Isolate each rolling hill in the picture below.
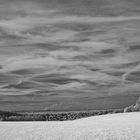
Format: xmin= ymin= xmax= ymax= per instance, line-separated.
xmin=0 ymin=112 xmax=140 ymax=140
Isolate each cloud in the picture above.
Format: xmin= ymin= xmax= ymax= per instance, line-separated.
xmin=2 ymin=55 xmax=79 ymax=72
xmin=56 ymin=82 xmax=87 ymax=90
xmin=0 ymin=0 xmax=140 ymax=99
xmin=49 ymin=50 xmax=83 ymax=59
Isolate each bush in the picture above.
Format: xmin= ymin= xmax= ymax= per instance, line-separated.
xmin=4 ymin=115 xmax=46 ymax=121
xmin=124 ymin=106 xmax=133 ymax=112
xmin=124 ymin=96 xmax=140 ymax=112
xmin=134 ymin=103 xmax=140 ymax=111
xmin=136 ymin=97 xmax=140 ymax=104
xmin=113 ymin=109 xmax=123 ymax=113
xmin=0 ymin=111 xmax=20 ymax=117
xmin=1 ymin=100 xmax=138 ymax=121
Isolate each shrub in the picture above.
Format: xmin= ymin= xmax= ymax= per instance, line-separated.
xmin=136 ymin=97 xmax=140 ymax=104
xmin=124 ymin=96 xmax=140 ymax=113
xmin=124 ymin=106 xmax=133 ymax=112
xmin=4 ymin=115 xmax=46 ymax=121
xmin=113 ymin=109 xmax=123 ymax=113
xmin=2 ymin=98 xmax=140 ymax=121
xmin=134 ymin=103 xmax=140 ymax=111
xmin=0 ymin=111 xmax=20 ymax=117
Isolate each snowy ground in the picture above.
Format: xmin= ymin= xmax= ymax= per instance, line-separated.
xmin=0 ymin=113 xmax=140 ymax=140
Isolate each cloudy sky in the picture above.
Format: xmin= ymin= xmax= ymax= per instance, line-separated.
xmin=0 ymin=0 xmax=140 ymax=111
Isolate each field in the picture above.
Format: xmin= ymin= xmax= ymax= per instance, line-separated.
xmin=0 ymin=112 xmax=140 ymax=140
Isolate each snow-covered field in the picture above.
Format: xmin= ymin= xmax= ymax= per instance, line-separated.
xmin=0 ymin=113 xmax=140 ymax=140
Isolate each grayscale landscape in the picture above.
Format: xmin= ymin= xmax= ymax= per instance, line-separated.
xmin=0 ymin=0 xmax=140 ymax=111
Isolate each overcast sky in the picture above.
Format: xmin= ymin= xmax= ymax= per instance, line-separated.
xmin=0 ymin=0 xmax=140 ymax=110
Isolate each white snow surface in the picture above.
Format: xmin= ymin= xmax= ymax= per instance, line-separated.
xmin=0 ymin=112 xmax=140 ymax=140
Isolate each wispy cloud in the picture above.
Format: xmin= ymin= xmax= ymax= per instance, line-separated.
xmin=0 ymin=0 xmax=140 ymax=102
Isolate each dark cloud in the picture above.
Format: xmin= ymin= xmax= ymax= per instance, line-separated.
xmin=125 ymin=71 xmax=140 ymax=83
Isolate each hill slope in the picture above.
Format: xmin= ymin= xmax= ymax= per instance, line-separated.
xmin=0 ymin=113 xmax=140 ymax=140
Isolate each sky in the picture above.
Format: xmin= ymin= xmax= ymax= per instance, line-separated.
xmin=0 ymin=0 xmax=140 ymax=110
